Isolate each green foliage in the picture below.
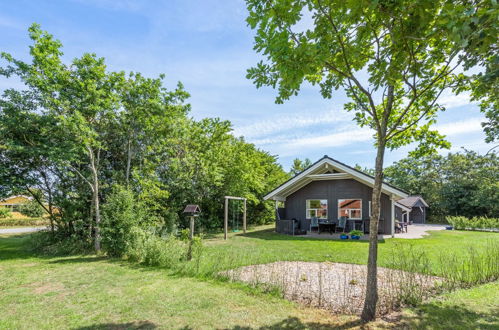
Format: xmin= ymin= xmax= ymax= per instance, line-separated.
xmin=0 ymin=217 xmax=48 ymax=227
xmin=289 ymin=158 xmax=312 ymax=176
xmin=27 ymin=231 xmax=93 ymax=256
xmin=101 ymin=185 xmax=150 ymax=257
xmin=348 ymin=229 xmax=363 ymax=236
xmin=447 ymin=216 xmax=499 ymax=231
xmin=0 ymin=208 xmax=11 ymax=218
xmin=125 ymin=227 xmax=188 ymax=268
xmin=437 ymin=240 xmax=499 ymax=288
xmin=19 ymin=200 xmax=45 ymax=218
xmin=385 ymin=150 xmax=499 ymax=221
xmin=0 ymin=24 xmax=288 ymax=247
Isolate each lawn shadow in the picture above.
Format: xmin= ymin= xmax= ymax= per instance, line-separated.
xmin=49 ymin=256 xmax=109 ymax=264
xmin=240 ymin=228 xmax=384 ymax=244
xmin=395 ymin=301 xmax=499 ymax=329
xmin=227 ymin=316 xmax=364 ymax=329
xmin=74 ymin=320 xmax=157 ymax=329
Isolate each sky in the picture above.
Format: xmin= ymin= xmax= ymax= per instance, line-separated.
xmin=0 ymin=0 xmax=492 ymax=171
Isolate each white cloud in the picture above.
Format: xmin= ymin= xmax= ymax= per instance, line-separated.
xmin=436 ymin=117 xmax=484 ymax=136
xmin=233 ymin=108 xmax=353 ymax=139
xmin=439 ymin=92 xmax=477 ymax=109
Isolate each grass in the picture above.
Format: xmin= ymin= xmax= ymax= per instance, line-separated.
xmin=0 ymin=226 xmax=498 ymax=329
xmin=399 ymin=281 xmax=499 ymax=329
xmin=0 ymin=234 xmax=354 ymax=329
xmin=183 ymin=225 xmax=499 ymax=278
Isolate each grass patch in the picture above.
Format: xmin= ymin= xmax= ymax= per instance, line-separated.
xmin=0 ymin=234 xmax=353 ymax=329
xmin=1 ymin=227 xmax=498 ymax=328
xmin=399 ymin=281 xmax=499 ymax=329
xmin=176 ymin=225 xmax=499 ymax=279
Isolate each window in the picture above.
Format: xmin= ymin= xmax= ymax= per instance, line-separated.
xmin=306 ymin=199 xmax=328 ymax=219
xmin=338 ymin=199 xmax=362 ymax=219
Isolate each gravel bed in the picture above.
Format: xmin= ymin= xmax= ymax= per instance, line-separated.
xmin=224 ymin=261 xmax=441 ymax=315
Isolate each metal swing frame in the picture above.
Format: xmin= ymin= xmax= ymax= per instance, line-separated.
xmin=223 ymin=196 xmax=247 ymax=240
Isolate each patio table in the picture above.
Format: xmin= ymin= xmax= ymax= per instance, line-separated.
xmin=318 ymin=222 xmax=336 ymax=234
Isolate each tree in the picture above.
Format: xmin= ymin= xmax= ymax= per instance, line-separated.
xmin=444 ymin=0 xmax=498 ymax=143
xmin=19 ymin=199 xmax=45 ymax=218
xmin=385 ymin=150 xmax=499 ymax=220
xmin=244 ymin=0 xmax=490 ymax=320
xmin=290 ymin=158 xmax=312 ymax=176
xmin=2 ymin=24 xmax=120 ymax=251
xmin=1 ymin=24 xmax=289 ymax=254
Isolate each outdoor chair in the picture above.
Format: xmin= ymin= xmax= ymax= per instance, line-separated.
xmin=292 ymin=219 xmax=307 ymax=235
xmin=336 ymin=216 xmax=347 ymax=233
xmin=310 ymin=217 xmax=319 ymax=232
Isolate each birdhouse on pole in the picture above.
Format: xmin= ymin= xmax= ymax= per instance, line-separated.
xmin=183 ymin=204 xmax=201 ymax=216
xmin=183 ymin=204 xmax=201 ymax=241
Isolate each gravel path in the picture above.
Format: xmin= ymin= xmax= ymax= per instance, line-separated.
xmin=225 ymin=261 xmax=441 ymax=315
xmin=0 ymin=227 xmax=46 ymax=234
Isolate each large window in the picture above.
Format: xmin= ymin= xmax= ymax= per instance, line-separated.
xmin=306 ymin=199 xmax=328 ymax=219
xmin=338 ymin=199 xmax=362 ymax=219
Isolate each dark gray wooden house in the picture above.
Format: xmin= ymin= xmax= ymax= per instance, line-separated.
xmin=264 ymin=155 xmax=411 ymax=236
xmin=394 ymin=196 xmax=428 ymax=224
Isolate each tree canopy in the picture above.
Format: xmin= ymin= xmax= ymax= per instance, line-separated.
xmin=0 ymin=24 xmax=288 ymax=247
xmin=244 ymin=0 xmax=496 ymax=320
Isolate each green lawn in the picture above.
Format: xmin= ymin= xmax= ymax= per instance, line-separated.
xmin=0 ymin=227 xmax=498 ymax=329
xmin=0 ymin=234 xmax=353 ymax=329
xmin=187 ymin=225 xmax=498 ymax=278
xmin=399 ymin=281 xmax=499 ymax=329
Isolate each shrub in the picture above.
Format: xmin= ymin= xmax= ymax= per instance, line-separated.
xmin=19 ymin=200 xmax=45 ymax=218
xmin=348 ymin=229 xmax=363 ymax=236
xmin=125 ymin=227 xmax=187 ymax=268
xmin=0 ymin=208 xmax=11 ymax=218
xmin=101 ymin=186 xmax=143 ymax=257
xmin=447 ymin=216 xmax=499 ymax=231
xmin=28 ymin=230 xmax=93 ymax=255
xmin=0 ymin=217 xmax=49 ymax=226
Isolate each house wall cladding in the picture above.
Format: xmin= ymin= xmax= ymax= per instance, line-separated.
xmin=410 ymin=206 xmax=425 ymax=223
xmin=284 ymin=179 xmax=392 ymax=233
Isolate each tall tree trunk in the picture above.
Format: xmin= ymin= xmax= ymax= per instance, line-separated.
xmin=361 ymin=141 xmax=386 ymax=321
xmin=88 ymin=147 xmax=101 ymax=252
xmin=126 ymin=138 xmax=132 ymax=188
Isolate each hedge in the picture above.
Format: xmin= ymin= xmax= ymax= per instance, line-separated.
xmin=446 ymin=216 xmax=499 ymax=231
xmin=0 ymin=217 xmax=49 ymax=227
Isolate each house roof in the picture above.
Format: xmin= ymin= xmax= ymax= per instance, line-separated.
xmin=396 ymin=196 xmax=429 ymax=208
xmin=0 ymin=195 xmax=32 ymax=204
xmin=394 ymin=201 xmax=412 ymax=212
xmin=264 ymin=155 xmax=409 ymax=201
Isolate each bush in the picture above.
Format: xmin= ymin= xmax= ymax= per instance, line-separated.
xmin=28 ymin=230 xmax=93 ymax=255
xmin=125 ymin=227 xmax=187 ymax=268
xmin=19 ymin=200 xmax=45 ymax=218
xmin=447 ymin=216 xmax=499 ymax=231
xmin=0 ymin=208 xmax=11 ymax=218
xmin=101 ymin=186 xmax=143 ymax=257
xmin=0 ymin=217 xmax=49 ymax=226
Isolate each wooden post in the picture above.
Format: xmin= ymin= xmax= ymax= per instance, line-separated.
xmin=391 ymin=197 xmax=395 ymax=238
xmin=224 ymin=197 xmax=228 ymax=240
xmin=243 ymin=199 xmax=247 ymax=234
xmin=189 ymin=216 xmax=194 ymax=240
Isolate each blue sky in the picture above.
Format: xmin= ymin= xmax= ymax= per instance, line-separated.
xmin=0 ymin=0 xmax=492 ymax=171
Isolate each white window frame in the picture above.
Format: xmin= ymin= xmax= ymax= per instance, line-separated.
xmin=338 ymin=199 xmax=362 ymax=220
xmin=305 ymin=199 xmax=328 ymax=219
xmin=368 ymin=201 xmax=371 ymax=217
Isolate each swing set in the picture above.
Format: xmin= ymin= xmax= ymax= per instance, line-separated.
xmin=223 ymin=196 xmax=247 ymax=240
